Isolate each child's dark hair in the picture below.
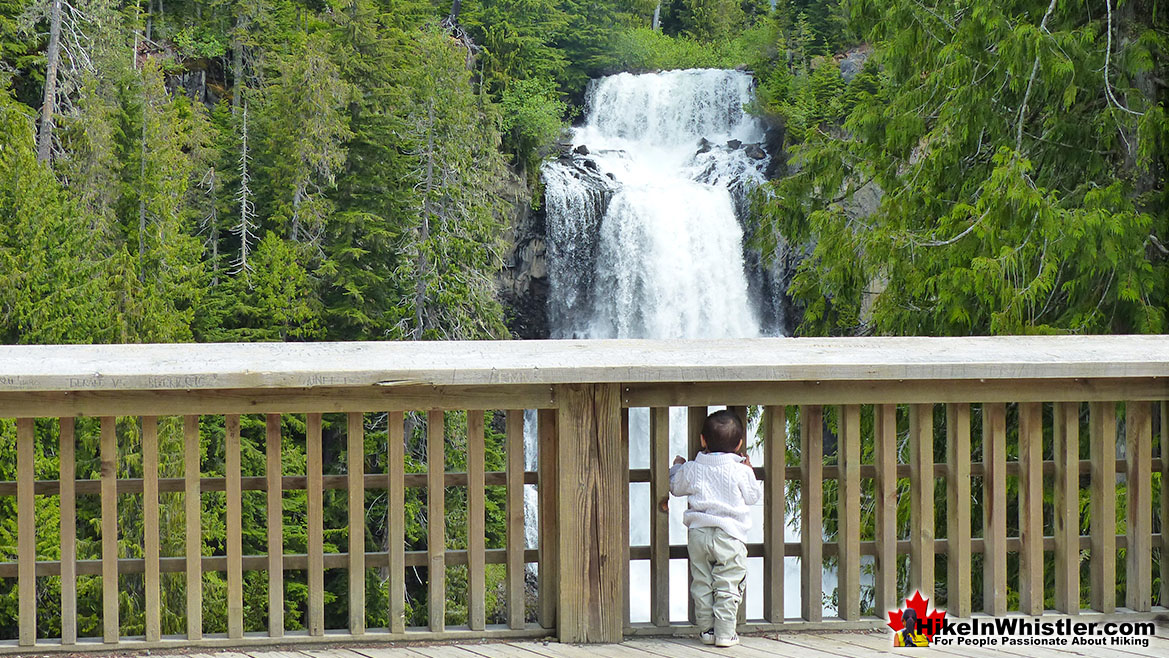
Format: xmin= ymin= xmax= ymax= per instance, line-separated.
xmin=702 ymin=409 xmax=744 ymax=453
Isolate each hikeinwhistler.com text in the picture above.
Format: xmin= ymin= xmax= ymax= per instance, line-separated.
xmin=922 ymin=617 xmax=1158 ymax=648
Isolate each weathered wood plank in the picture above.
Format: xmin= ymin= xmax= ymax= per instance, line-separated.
xmin=266 ymin=414 xmax=284 ymax=637
xmin=800 ymin=405 xmax=823 ymax=623
xmin=649 ymin=406 xmax=670 ymax=627
xmin=537 ymin=408 xmax=559 ymax=630
xmin=467 ymin=409 xmax=486 ymax=631
xmin=908 ymin=403 xmax=934 ymax=601
xmin=1089 ymin=401 xmax=1117 ymax=613
xmin=1018 ymin=401 xmax=1044 ymax=616
xmin=348 ymin=412 xmax=366 ymax=635
xmin=17 ymin=417 xmax=35 ymax=647
xmin=1162 ymin=401 xmax=1169 ymax=609
xmin=982 ymin=402 xmax=1007 ymax=616
xmin=762 ymin=405 xmax=785 ymax=624
xmin=142 ymin=416 xmax=161 ymax=642
xmin=687 ymin=405 xmax=704 ymax=625
xmin=873 ymin=404 xmax=897 ymax=615
xmin=59 ymin=417 xmax=76 ymax=646
xmin=307 ymin=413 xmax=325 ymax=636
xmin=506 ymin=409 xmax=525 ymax=629
xmin=1053 ymin=402 xmax=1080 ymax=614
xmin=184 ymin=415 xmax=203 ymax=640
xmin=837 ymin=404 xmax=861 ymax=621
xmin=557 ymin=383 xmax=625 ymax=642
xmin=388 ymin=411 xmax=406 ymax=634
xmin=945 ymin=403 xmax=971 ymax=618
xmin=428 ymin=409 xmax=447 ymax=632
xmin=621 ymin=407 xmax=632 ymax=627
xmin=1125 ymin=401 xmax=1152 ymax=611
xmin=100 ymin=416 xmax=118 ymax=643
xmin=226 ymin=414 xmax=244 ymax=639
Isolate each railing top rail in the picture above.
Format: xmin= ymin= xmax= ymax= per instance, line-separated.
xmin=0 ymin=335 xmax=1166 ymax=393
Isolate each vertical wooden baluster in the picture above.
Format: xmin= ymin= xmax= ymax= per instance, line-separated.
xmin=621 ymin=407 xmax=631 ymax=628
xmin=908 ymin=404 xmax=934 ymax=601
xmin=17 ymin=417 xmax=35 ymax=647
xmin=388 ymin=411 xmax=406 ymax=634
xmin=838 ymin=404 xmax=860 ymax=620
xmin=1089 ymin=402 xmax=1116 ymax=614
xmin=428 ymin=409 xmax=446 ymax=632
xmin=307 ymin=412 xmax=324 ymax=636
xmin=143 ymin=416 xmax=161 ymax=642
xmin=873 ymin=404 xmax=897 ymax=615
xmin=1053 ymin=402 xmax=1080 ymax=614
xmin=1162 ymin=402 xmax=1169 ymax=609
xmin=800 ymin=405 xmax=823 ymax=623
xmin=184 ymin=415 xmax=202 ymax=640
xmin=1018 ymin=402 xmax=1044 ymax=616
xmin=60 ymin=417 xmax=76 ymax=645
xmin=945 ymin=403 xmax=971 ymax=618
xmin=537 ymin=408 xmax=559 ymax=630
xmin=266 ymin=414 xmax=284 ymax=637
xmin=982 ymin=403 xmax=1007 ymax=616
xmin=225 ymin=414 xmax=244 ymax=639
xmin=506 ymin=409 xmax=525 ymax=629
xmin=348 ymin=412 xmax=366 ymax=635
xmin=100 ymin=416 xmax=118 ymax=643
xmin=729 ymin=405 xmax=748 ymax=625
xmin=763 ymin=406 xmax=785 ymax=624
xmin=467 ymin=410 xmax=486 ymax=631
xmin=650 ymin=406 xmax=670 ymax=627
xmin=687 ymin=405 xmax=705 ymax=624
xmin=1126 ymin=401 xmax=1152 ymax=611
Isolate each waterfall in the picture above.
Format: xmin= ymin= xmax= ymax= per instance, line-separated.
xmin=538 ymin=69 xmax=836 ymax=621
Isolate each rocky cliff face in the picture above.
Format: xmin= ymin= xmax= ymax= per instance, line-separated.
xmin=498 ymin=177 xmax=550 ymax=339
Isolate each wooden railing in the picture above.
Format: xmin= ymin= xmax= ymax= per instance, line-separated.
xmin=0 ymin=336 xmax=1167 ymax=651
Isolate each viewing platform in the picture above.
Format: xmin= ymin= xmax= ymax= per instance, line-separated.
xmin=1 ymin=336 xmax=1168 ymax=652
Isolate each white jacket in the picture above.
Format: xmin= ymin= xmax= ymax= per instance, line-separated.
xmin=668 ymin=451 xmax=764 ymax=543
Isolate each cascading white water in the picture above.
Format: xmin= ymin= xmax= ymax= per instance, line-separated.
xmin=538 ymin=69 xmax=836 ymax=622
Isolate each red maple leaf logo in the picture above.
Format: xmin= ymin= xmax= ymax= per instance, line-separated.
xmin=886 ymin=591 xmax=947 ymax=641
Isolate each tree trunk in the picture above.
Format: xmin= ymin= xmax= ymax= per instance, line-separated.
xmin=414 ymin=100 xmax=436 ymax=340
xmin=36 ymin=0 xmax=63 ymax=164
xmin=652 ymin=2 xmax=661 ymax=31
xmin=449 ymin=0 xmax=461 ymax=22
xmin=232 ymin=13 xmax=246 ymax=114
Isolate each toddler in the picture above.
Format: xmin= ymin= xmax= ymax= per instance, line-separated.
xmin=669 ymin=409 xmax=763 ymax=647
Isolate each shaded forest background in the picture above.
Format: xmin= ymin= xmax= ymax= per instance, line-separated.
xmin=1 ymin=0 xmax=1167 ymax=640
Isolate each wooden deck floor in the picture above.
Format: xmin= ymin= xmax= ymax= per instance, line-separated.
xmin=175 ymin=630 xmax=1169 ymax=658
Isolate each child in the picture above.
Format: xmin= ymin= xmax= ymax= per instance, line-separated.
xmin=669 ymin=409 xmax=764 ymax=647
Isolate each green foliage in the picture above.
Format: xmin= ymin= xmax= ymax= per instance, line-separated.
xmin=499 ymin=77 xmax=567 ymax=173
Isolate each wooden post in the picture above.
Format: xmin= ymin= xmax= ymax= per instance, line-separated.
xmin=945 ymin=403 xmax=971 ymax=618
xmin=59 ymin=417 xmax=76 ymax=645
xmin=982 ymin=403 xmax=1007 ymax=615
xmin=388 ymin=411 xmax=406 ymax=634
xmin=556 ymin=383 xmax=625 ymax=643
xmin=467 ymin=410 xmax=487 ymax=631
xmin=225 ymin=414 xmax=243 ymax=639
xmin=143 ymin=416 xmax=161 ymax=642
xmin=837 ymin=404 xmax=860 ymax=621
xmin=1089 ymin=402 xmax=1116 ymax=613
xmin=266 ymin=414 xmax=284 ymax=637
xmin=100 ymin=416 xmax=119 ymax=643
xmin=506 ymin=409 xmax=525 ymax=629
xmin=799 ymin=405 xmax=823 ymax=623
xmin=650 ymin=406 xmax=671 ymax=627
xmin=1162 ymin=402 xmax=1169 ymax=609
xmin=307 ymin=413 xmax=324 ymax=636
xmin=17 ymin=417 xmax=35 ymax=647
xmin=621 ymin=407 xmax=632 ymax=628
xmin=184 ymin=415 xmax=202 ymax=640
xmin=763 ymin=405 xmax=785 ymax=624
xmin=428 ymin=409 xmax=446 ymax=632
xmin=908 ymin=404 xmax=934 ymax=601
xmin=1125 ymin=401 xmax=1152 ymax=611
xmin=1052 ymin=402 xmax=1080 ymax=614
xmin=873 ymin=404 xmax=897 ymax=615
xmin=686 ymin=405 xmax=704 ymax=625
xmin=1018 ymin=402 xmax=1044 ymax=616
xmin=348 ymin=412 xmax=366 ymax=635
xmin=538 ymin=408 xmax=559 ymax=630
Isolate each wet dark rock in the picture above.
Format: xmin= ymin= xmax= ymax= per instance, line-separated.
xmin=744 ymin=144 xmax=766 ymax=160
xmin=727 ymin=139 xmax=742 ymax=150
xmin=696 ymin=137 xmax=713 ymax=155
xmin=606 ymin=172 xmax=616 ymax=180
xmin=573 ymin=144 xmax=590 ymax=155
xmin=582 ymin=159 xmax=598 ymax=171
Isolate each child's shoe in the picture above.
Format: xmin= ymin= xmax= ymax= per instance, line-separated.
xmin=715 ymin=634 xmax=739 ymax=648
xmin=699 ymin=629 xmax=716 ymax=645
